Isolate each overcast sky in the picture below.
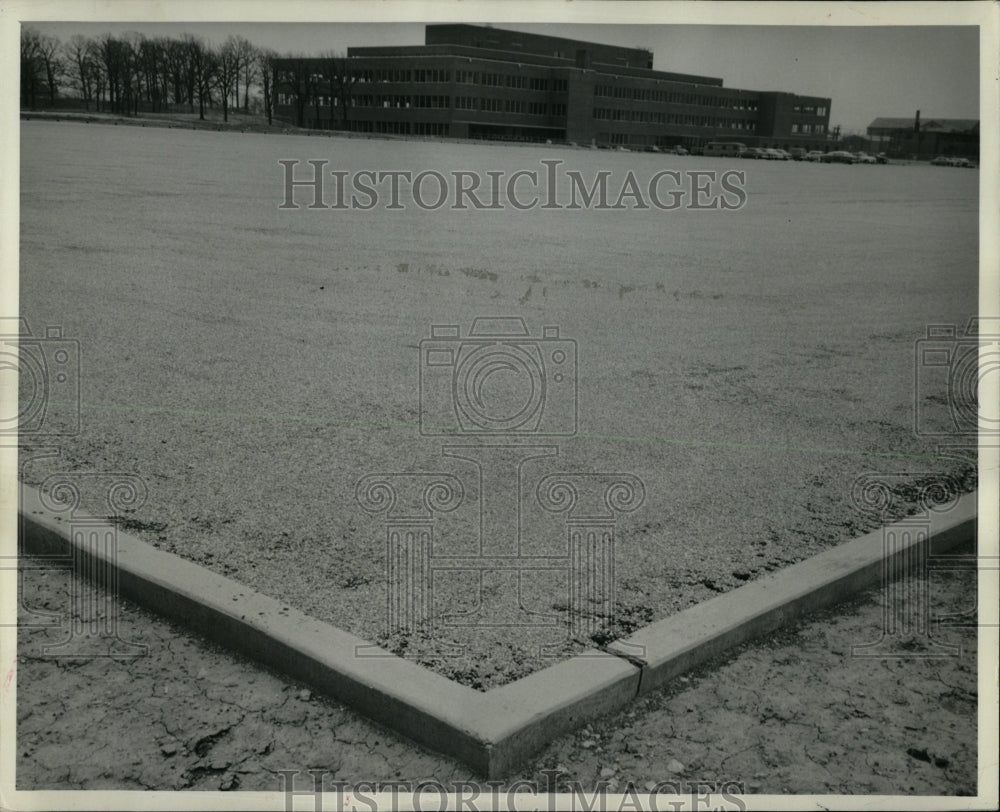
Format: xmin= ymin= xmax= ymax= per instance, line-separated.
xmin=33 ymin=22 xmax=980 ymax=133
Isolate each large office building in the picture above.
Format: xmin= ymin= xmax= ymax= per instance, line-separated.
xmin=273 ymin=24 xmax=832 ymax=150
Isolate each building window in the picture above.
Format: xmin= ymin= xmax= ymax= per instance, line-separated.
xmin=552 ymin=79 xmax=568 ymax=93
xmin=551 ymin=103 xmax=567 ymax=116
xmin=455 ymin=96 xmax=478 ymax=110
xmin=816 ymin=106 xmax=827 ymax=117
xmin=505 ymin=99 xmax=525 ymax=114
xmin=481 ymin=98 xmax=502 ymax=112
xmin=528 ymin=101 xmax=547 ymax=115
xmin=413 ymin=122 xmax=449 ymax=136
xmin=414 ymin=95 xmax=449 ymax=109
xmin=530 ymin=77 xmax=548 ymax=91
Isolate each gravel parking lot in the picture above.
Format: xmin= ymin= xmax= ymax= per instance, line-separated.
xmin=17 ymin=120 xmax=978 ymax=686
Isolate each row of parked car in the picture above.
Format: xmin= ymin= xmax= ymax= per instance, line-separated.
xmin=613 ymin=142 xmax=976 ymax=168
xmin=687 ymin=142 xmax=892 ymax=163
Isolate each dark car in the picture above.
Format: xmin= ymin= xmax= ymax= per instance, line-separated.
xmin=876 ymin=153 xmax=889 ymax=164
xmin=820 ymin=151 xmax=857 ymax=164
xmin=788 ymin=147 xmax=808 ymax=160
xmin=741 ymin=147 xmax=765 ymax=159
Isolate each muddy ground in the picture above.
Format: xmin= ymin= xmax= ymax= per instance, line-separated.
xmin=15 ymin=543 xmax=978 ymax=796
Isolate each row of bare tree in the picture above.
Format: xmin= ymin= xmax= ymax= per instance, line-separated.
xmin=21 ymin=28 xmax=279 ymax=124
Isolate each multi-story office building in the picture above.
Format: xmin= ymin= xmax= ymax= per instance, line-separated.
xmin=273 ymin=24 xmax=832 ymax=150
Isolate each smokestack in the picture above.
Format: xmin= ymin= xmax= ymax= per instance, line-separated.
xmin=915 ymin=110 xmax=921 ymax=132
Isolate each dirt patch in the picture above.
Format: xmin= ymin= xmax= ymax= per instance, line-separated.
xmin=16 ymin=542 xmax=977 ymax=795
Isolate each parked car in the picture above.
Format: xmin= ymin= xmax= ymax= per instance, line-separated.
xmin=703 ymin=141 xmax=747 ymax=158
xmin=671 ymin=145 xmax=689 ymax=156
xmin=931 ymin=155 xmax=956 ymax=166
xmin=876 ymin=153 xmax=889 ymax=164
xmin=854 ymin=152 xmax=877 ymax=164
xmin=740 ymin=147 xmax=765 ymax=159
xmin=820 ymin=151 xmax=857 ymax=164
xmin=788 ymin=148 xmax=808 ymax=160
xmin=772 ymin=149 xmax=793 ymax=161
xmin=955 ymin=158 xmax=976 ymax=168
xmin=804 ymin=150 xmax=824 ymax=162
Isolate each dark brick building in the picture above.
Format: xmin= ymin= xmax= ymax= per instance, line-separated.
xmin=867 ymin=115 xmax=979 ymax=159
xmin=273 ymin=24 xmax=832 ymax=150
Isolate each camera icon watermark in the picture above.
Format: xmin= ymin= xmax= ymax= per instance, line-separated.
xmin=357 ymin=317 xmax=645 ymax=661
xmin=419 ymin=317 xmax=577 ymax=436
xmin=848 ymin=473 xmax=976 ymax=659
xmin=9 ymin=458 xmax=149 ymax=659
xmin=0 ymin=317 xmax=81 ymax=440
xmin=914 ymin=317 xmax=1000 ymax=448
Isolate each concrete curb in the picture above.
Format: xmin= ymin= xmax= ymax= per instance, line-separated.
xmin=17 ymin=484 xmax=976 ymax=777
xmin=608 ymin=492 xmax=977 ymax=695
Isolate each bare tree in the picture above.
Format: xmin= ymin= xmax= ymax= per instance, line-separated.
xmin=279 ymin=56 xmax=314 ymax=128
xmin=97 ymin=33 xmax=128 ymax=114
xmin=36 ymin=33 xmax=64 ymax=106
xmin=163 ymin=38 xmax=190 ymax=106
xmin=63 ymin=34 xmax=100 ymax=110
xmin=320 ymin=52 xmax=359 ymax=130
xmin=20 ymin=28 xmax=45 ymax=110
xmin=256 ymin=47 xmax=276 ymax=125
xmin=214 ymin=37 xmax=240 ymax=122
xmin=186 ymin=36 xmax=217 ymax=120
xmin=235 ymin=36 xmax=257 ymax=113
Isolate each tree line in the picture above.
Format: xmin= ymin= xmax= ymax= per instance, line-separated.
xmin=20 ymin=28 xmax=279 ymax=124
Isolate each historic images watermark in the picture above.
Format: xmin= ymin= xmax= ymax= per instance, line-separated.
xmin=277 ymin=771 xmax=748 ymax=812
xmin=3 ymin=317 xmax=148 ymax=658
xmin=278 ymin=159 xmax=748 ymax=211
xmin=1 ymin=316 xmax=80 ymax=439
xmin=914 ymin=316 xmax=1000 ymax=455
xmin=848 ymin=473 xmax=973 ymax=659
xmin=356 ymin=317 xmax=646 ymax=658
xmin=842 ymin=316 xmax=999 ymax=657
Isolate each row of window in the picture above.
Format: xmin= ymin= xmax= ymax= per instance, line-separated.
xmin=791 ymin=123 xmax=826 ymax=133
xmin=353 ymin=68 xmax=450 ymax=84
xmin=454 ymin=71 xmax=567 ymax=92
xmin=287 ymin=68 xmax=459 ymax=85
xmin=346 ymin=120 xmax=451 ymax=136
xmin=593 ymin=108 xmax=759 ymax=130
xmin=594 ymin=84 xmax=761 ymax=111
xmin=793 ymin=104 xmax=827 ymax=116
xmin=279 ymin=93 xmax=570 ymax=116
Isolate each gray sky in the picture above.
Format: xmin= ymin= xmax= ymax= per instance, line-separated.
xmin=33 ymin=22 xmax=980 ymax=133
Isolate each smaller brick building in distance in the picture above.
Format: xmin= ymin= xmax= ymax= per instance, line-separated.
xmin=867 ymin=115 xmax=979 ymax=159
xmin=273 ymin=24 xmax=832 ymax=150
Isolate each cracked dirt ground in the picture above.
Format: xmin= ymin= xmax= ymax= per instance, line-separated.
xmin=13 ymin=546 xmax=978 ymax=796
